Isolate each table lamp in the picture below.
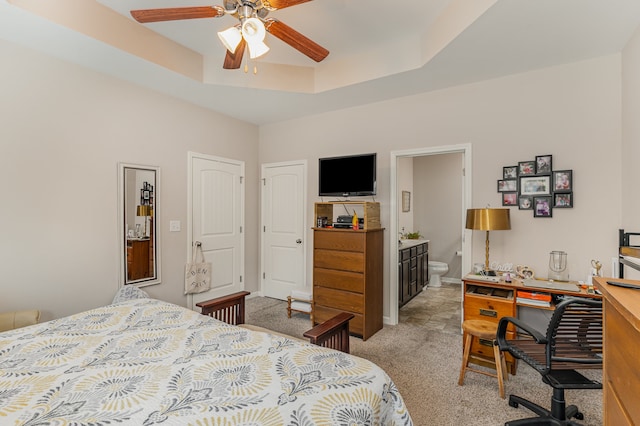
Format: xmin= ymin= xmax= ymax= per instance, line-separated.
xmin=136 ymin=205 xmax=152 ymax=237
xmin=466 ymin=208 xmax=511 ymax=272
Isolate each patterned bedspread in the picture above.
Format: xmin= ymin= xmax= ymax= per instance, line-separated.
xmin=0 ymin=298 xmax=413 ymax=425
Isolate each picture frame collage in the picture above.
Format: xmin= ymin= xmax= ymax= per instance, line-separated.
xmin=497 ymin=155 xmax=573 ymax=218
xmin=141 ymin=181 xmax=154 ymax=206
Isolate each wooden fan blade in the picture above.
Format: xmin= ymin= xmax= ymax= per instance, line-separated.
xmin=264 ymin=19 xmax=329 ymax=62
xmin=131 ymin=6 xmax=224 ymax=23
xmin=223 ymin=38 xmax=246 ymax=69
xmin=263 ymin=0 xmax=312 ymax=10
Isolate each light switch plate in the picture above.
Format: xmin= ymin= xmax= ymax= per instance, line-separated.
xmin=169 ymin=220 xmax=181 ymax=232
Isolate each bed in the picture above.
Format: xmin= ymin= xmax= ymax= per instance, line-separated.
xmin=618 ymin=228 xmax=640 ymax=278
xmin=0 ymin=291 xmax=413 ymax=425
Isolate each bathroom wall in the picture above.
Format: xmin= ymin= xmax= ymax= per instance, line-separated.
xmin=413 ymin=153 xmax=463 ymax=281
xmin=397 ymin=156 xmax=414 ymax=236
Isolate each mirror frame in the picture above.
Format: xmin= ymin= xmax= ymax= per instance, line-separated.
xmin=118 ymin=162 xmax=161 ymax=287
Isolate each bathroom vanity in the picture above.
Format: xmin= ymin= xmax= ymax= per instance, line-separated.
xmin=398 ymin=239 xmax=429 ymax=307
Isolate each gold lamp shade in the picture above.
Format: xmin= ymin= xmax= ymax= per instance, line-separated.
xmin=136 ymin=205 xmax=152 ymax=217
xmin=466 ymin=208 xmax=511 ymax=271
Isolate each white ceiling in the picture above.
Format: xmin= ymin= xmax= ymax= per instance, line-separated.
xmin=2 ymin=0 xmax=640 ymax=125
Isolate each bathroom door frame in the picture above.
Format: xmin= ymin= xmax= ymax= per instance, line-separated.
xmin=389 ymin=144 xmax=472 ymax=326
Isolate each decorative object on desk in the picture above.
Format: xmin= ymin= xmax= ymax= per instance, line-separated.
xmin=516 ymin=265 xmax=535 ymax=279
xmin=466 ymin=208 xmax=511 ymax=272
xmin=548 ymin=250 xmax=569 ymax=281
xmin=184 ymin=242 xmax=212 ymax=294
xmin=591 ymin=259 xmax=602 ymax=277
xmin=352 ymin=210 xmax=358 ymax=230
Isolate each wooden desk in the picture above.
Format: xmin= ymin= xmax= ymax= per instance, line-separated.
xmin=594 ymin=277 xmax=640 ymax=425
xmin=462 ymin=276 xmax=600 ymax=375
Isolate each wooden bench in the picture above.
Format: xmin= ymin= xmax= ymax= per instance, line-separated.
xmin=196 ymin=291 xmax=354 ymax=353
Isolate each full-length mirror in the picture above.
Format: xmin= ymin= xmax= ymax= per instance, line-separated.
xmin=118 ymin=163 xmax=160 ymax=287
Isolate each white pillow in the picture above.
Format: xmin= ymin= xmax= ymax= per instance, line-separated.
xmin=112 ymin=286 xmax=150 ymax=304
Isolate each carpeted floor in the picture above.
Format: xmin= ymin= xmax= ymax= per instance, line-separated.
xmin=245 ymin=283 xmax=603 ymax=425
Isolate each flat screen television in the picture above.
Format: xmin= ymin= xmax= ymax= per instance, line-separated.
xmin=319 ymin=153 xmax=377 ymax=197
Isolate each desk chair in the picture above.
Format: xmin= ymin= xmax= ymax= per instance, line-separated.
xmin=497 ymin=297 xmax=602 ymax=425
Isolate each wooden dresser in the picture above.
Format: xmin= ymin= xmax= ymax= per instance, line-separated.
xmin=127 ymin=239 xmax=150 ymax=281
xmin=313 ymin=228 xmax=383 ymax=341
xmin=594 ymin=277 xmax=640 ymax=425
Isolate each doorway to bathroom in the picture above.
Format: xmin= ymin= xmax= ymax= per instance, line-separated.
xmin=389 ymin=144 xmax=472 ymax=325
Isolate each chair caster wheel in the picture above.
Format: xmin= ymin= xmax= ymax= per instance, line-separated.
xmin=574 ymin=412 xmax=584 ymax=420
xmin=509 ymin=400 xmax=519 ymax=408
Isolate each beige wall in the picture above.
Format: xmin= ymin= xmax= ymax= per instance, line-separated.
xmin=621 ymin=25 xmax=640 ymax=279
xmin=260 ymin=55 xmax=623 ymax=318
xmin=0 ymin=39 xmax=260 ymax=320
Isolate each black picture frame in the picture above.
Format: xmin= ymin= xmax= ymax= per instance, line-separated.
xmin=554 ymin=193 xmax=573 ymax=208
xmin=502 ymin=192 xmax=517 ymax=206
xmin=553 ymin=170 xmax=572 ymax=192
xmin=518 ymin=195 xmax=533 ymax=210
xmin=503 ymin=166 xmax=518 ymax=179
xmin=535 ymin=155 xmax=553 ymax=174
xmin=533 ymin=196 xmax=553 ymax=218
xmin=497 ymin=179 xmax=517 ymax=192
xmin=520 ymin=175 xmax=551 ymax=196
xmin=518 ymin=161 xmax=536 ymax=176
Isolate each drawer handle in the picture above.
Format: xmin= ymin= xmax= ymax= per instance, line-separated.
xmin=479 ymin=308 xmax=497 ymax=318
xmin=479 ymin=338 xmax=494 ymax=347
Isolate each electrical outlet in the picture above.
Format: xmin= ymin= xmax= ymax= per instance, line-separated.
xmin=169 ymin=220 xmax=181 ymax=232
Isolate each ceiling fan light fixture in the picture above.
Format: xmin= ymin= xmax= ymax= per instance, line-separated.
xmin=242 ymin=17 xmax=266 ymax=43
xmin=217 ymin=26 xmax=242 ymax=53
xmin=247 ymin=40 xmax=270 ymax=59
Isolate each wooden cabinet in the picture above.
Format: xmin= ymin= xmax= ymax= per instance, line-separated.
xmin=127 ymin=239 xmax=150 ymax=281
xmin=399 ymin=241 xmax=429 ymax=307
xmin=594 ymin=277 xmax=640 ymax=425
xmin=313 ymin=228 xmax=384 ymax=340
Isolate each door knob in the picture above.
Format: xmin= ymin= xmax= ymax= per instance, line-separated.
xmin=296 ymin=239 xmax=302 ymax=244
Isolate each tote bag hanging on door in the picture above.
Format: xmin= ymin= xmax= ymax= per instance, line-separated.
xmin=184 ymin=243 xmax=212 ymax=294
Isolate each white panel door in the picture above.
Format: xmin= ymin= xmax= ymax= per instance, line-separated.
xmin=188 ymin=154 xmax=244 ymax=310
xmin=261 ymin=161 xmax=306 ymax=300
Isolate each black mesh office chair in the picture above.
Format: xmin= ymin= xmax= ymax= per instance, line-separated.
xmin=496 ymin=297 xmax=602 ymax=426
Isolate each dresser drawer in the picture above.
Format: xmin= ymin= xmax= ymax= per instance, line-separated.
xmin=314 ymin=286 xmax=364 ymax=314
xmin=314 ymin=231 xmax=365 ymax=252
xmin=315 ymin=305 xmax=363 ymax=336
xmin=314 ymin=249 xmax=364 ymax=273
xmin=314 ymin=268 xmax=364 ymax=293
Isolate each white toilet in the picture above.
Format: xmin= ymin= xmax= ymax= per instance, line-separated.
xmin=428 ymin=261 xmax=449 ymax=287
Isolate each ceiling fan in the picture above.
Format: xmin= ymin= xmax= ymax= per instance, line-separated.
xmin=130 ymin=0 xmax=330 ymax=70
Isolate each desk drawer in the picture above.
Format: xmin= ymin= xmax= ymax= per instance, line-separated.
xmin=464 ymin=294 xmax=514 ymax=324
